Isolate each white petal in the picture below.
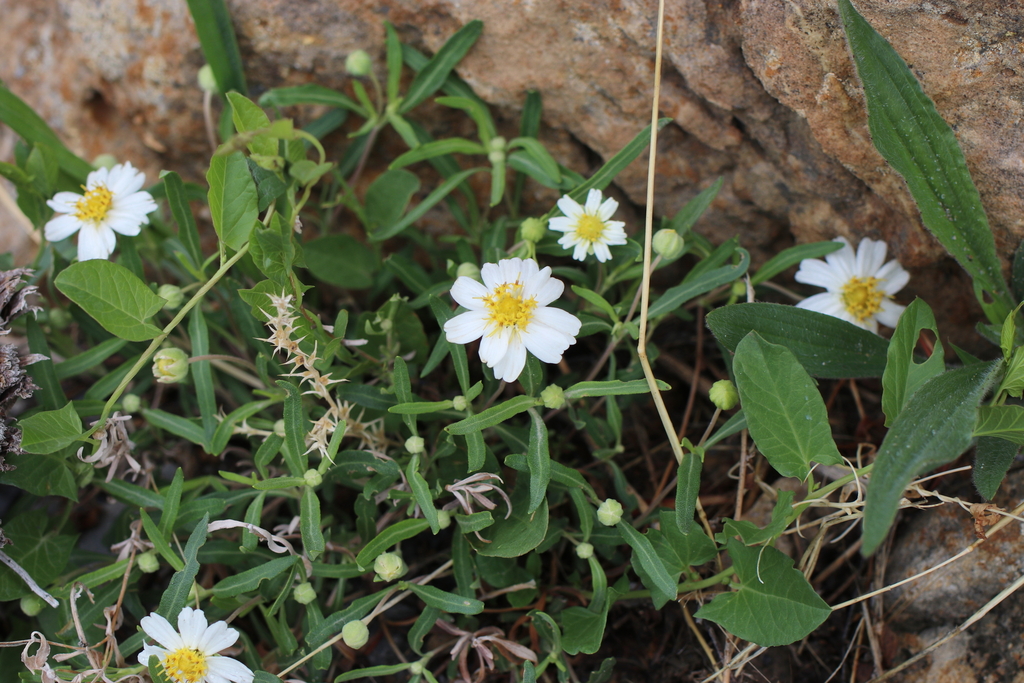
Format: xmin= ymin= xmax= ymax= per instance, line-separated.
xmin=602 ymin=222 xmax=628 ymax=244
xmin=140 ymin=613 xmax=184 ymax=650
xmin=107 ymin=163 xmax=147 ymax=195
xmin=444 ymin=310 xmax=487 ymax=344
xmin=76 ymin=226 xmax=110 ymax=261
xmin=593 ymin=242 xmax=612 ymax=262
xmin=491 ymin=339 xmax=527 ymax=382
xmin=597 ymin=197 xmax=619 ymax=221
xmin=104 ymin=212 xmax=144 ymax=236
xmin=86 ymin=166 xmax=109 ymax=188
xmin=138 ymin=644 xmax=169 ymax=668
xmin=450 ymin=277 xmax=489 ymax=310
xmin=877 ymin=262 xmax=910 ymax=295
xmin=44 ymin=214 xmax=83 ymax=242
xmin=796 ymin=292 xmax=845 ymax=317
xmin=533 ymin=306 xmax=582 ymax=337
xmin=177 ymin=607 xmax=209 ymax=650
xmin=794 ymin=259 xmax=847 ymax=290
xmin=876 ymin=299 xmax=906 ymax=328
xmin=823 ymin=238 xmax=856 ymax=282
xmin=47 ymin=192 xmax=84 ymax=213
xmin=479 ymin=329 xmax=511 ymax=366
xmin=572 ymin=242 xmax=589 ymax=261
xmin=480 ymin=262 xmax=503 ymax=289
xmin=548 ymin=216 xmax=574 ymax=234
xmin=584 ymin=189 xmax=603 ymax=213
xmin=530 ymin=275 xmax=564 ymax=307
xmin=205 ymin=656 xmax=255 ymax=683
xmin=199 ymin=620 xmax=239 ymax=655
xmin=556 ymin=195 xmax=584 ymax=220
xmin=855 ymin=238 xmax=887 ymax=278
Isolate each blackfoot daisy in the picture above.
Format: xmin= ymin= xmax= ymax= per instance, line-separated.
xmin=444 ymin=258 xmax=581 ymax=382
xmin=45 ymin=161 xmax=157 ymax=261
xmin=794 ymin=236 xmax=909 ymax=333
xmin=138 ymin=607 xmax=254 ymax=683
xmin=548 ymin=188 xmax=627 ymax=262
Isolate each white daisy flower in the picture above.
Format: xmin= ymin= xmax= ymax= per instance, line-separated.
xmin=444 ymin=258 xmax=582 ymax=383
xmin=794 ymin=237 xmax=909 ymax=333
xmin=44 ymin=161 xmax=157 ymax=261
xmin=548 ymin=188 xmax=627 ymax=262
xmin=138 ymin=607 xmax=254 ymax=683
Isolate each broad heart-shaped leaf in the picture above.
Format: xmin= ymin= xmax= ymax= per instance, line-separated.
xmin=473 ymin=477 xmax=549 ymax=558
xmin=19 ymin=401 xmax=82 ymax=454
xmin=651 ymin=510 xmax=717 ymax=572
xmin=733 ymin=332 xmax=842 ymax=479
xmin=838 ymin=0 xmax=1009 ymax=311
xmin=226 ymin=92 xmax=277 ymax=158
xmin=695 ymin=539 xmax=830 ymax=647
xmin=974 ymin=405 xmax=1024 ymax=445
xmin=0 ymin=510 xmax=77 ymax=600
xmin=862 ymin=361 xmax=1000 ymax=555
xmin=207 ymin=151 xmax=258 ymax=251
xmin=0 ymin=450 xmax=77 ymax=499
xmin=707 ymin=303 xmax=890 ymax=379
xmin=303 ymin=234 xmax=376 ymax=289
xmin=881 ymin=299 xmax=944 ymax=426
xmin=560 ymin=588 xmax=620 ymax=656
xmin=620 ymin=522 xmax=677 ymax=609
xmin=54 ymin=261 xmax=163 ymax=341
xmin=973 ymin=436 xmax=1019 ymax=501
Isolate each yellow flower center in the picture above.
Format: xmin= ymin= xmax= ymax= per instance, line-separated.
xmin=575 ymin=214 xmax=606 ymax=242
xmin=484 ymin=282 xmax=537 ymax=329
xmin=841 ymin=276 xmax=884 ymax=322
xmin=73 ymin=184 xmax=113 ymax=224
xmin=161 ymin=648 xmax=208 ymax=683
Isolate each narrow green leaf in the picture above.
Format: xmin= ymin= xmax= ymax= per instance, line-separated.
xmin=648 ymin=249 xmax=750 ymax=318
xmin=26 ymin=317 xmax=63 ymax=410
xmin=184 ymin=0 xmax=247 ymax=95
xmin=211 ymin=400 xmax=276 ymax=456
xmin=567 ymin=120 xmax=671 ymax=202
xmin=18 ymin=402 xmax=82 ymax=454
xmin=403 ymin=582 xmax=485 ymax=614
xmin=369 ymin=167 xmax=484 ymax=242
xmin=446 ymin=395 xmax=539 ymax=435
xmin=838 ymin=0 xmax=1008 ymax=308
xmin=98 ymin=479 xmax=164 ymax=509
xmin=0 ymin=83 xmax=92 ymax=181
xmin=435 ymin=96 xmax=496 ymax=144
xmin=409 ymin=606 xmax=441 ymax=655
xmin=143 ymin=409 xmax=207 ymax=448
xmin=385 ymin=22 xmax=403 ymax=103
xmin=571 ymin=286 xmax=619 ymax=322
xmin=277 ymin=380 xmax=308 ymax=476
xmin=407 ymin=455 xmax=439 ymax=533
xmin=563 ymin=379 xmax=667 ymax=401
xmin=390 ymin=399 xmax=454 ymax=415
xmin=400 ymin=20 xmax=484 ymax=113
xmin=189 ymin=308 xmax=216 ymax=446
xmin=466 ymin=430 xmax=486 ymax=473
xmin=526 ymin=408 xmax=551 ymax=514
xmin=258 ymin=84 xmax=365 ymax=114
xmin=355 ymin=519 xmax=430 ymax=569
xmin=211 ymin=555 xmax=296 ymax=597
xmin=508 ymin=136 xmax=560 ymax=184
xmin=54 ymin=337 xmax=127 ymax=380
xmin=390 ymin=138 xmax=486 ymax=169
xmin=750 ymin=241 xmax=844 ymax=286
xmin=157 ymin=514 xmax=209 ymax=622
xmin=619 ymin=522 xmax=677 ymax=609
xmin=863 ymin=361 xmax=1000 ymax=555
xmin=335 ymin=665 xmax=412 ymax=682
xmin=300 ymin=487 xmax=325 ymax=561
xmin=881 ymin=298 xmax=944 ymax=426
xmin=973 ymin=436 xmax=1019 ymax=501
xmin=664 ymin=177 xmax=724 ymax=235
xmin=733 ymin=332 xmax=842 ymax=479
xmin=207 ymin=151 xmax=258 ymax=251
xmin=55 ymin=261 xmax=164 ymax=341
xmin=694 ymin=539 xmax=830 ymax=646
xmin=674 ymin=451 xmax=702 ymax=535
xmin=392 ymin=355 xmax=416 ymax=434
xmin=428 ymin=294 xmax=470 ymax=392
xmin=706 ymin=303 xmax=890 ymax=378
xmin=704 ymin=410 xmax=747 ymax=449
xmin=158 ymin=468 xmax=185 ymax=539
xmin=141 ymin=509 xmax=185 ymax=572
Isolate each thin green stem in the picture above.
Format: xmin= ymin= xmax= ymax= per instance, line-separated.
xmin=612 ymin=566 xmax=735 ymax=601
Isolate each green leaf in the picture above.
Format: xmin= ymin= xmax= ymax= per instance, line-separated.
xmin=158 ymin=469 xmax=185 ymax=539
xmin=563 ymin=379 xmax=668 ymax=401
xmin=189 ymin=308 xmax=216 ymax=445
xmin=509 ymin=136 xmax=561 ymax=185
xmin=863 ymin=361 xmax=1000 ymax=555
xmin=473 ymin=481 xmax=549 ymax=557
xmin=0 ymin=511 xmax=76 ymax=600
xmin=207 ymin=151 xmax=258 ymax=251
xmin=211 ymin=400 xmax=276 ymax=456
xmin=409 ymin=605 xmax=441 ymax=655
xmin=446 ymin=395 xmax=540 ymax=435
xmin=435 ymin=96 xmax=496 ymax=144
xmin=566 ymin=120 xmax=671 ymax=203
xmin=355 ymin=519 xmax=430 ymax=569
xmin=97 ymin=479 xmax=165 ymax=509
xmin=400 ymin=20 xmax=484 ymax=113
xmin=750 ymin=241 xmax=844 ymax=286
xmin=212 ymin=555 xmax=296 ymax=597
xmin=619 ymin=522 xmax=677 ymax=609
xmin=143 ymin=409 xmax=207 ymax=448
xmin=664 ymin=178 xmax=723 ymax=235
xmin=0 ymin=83 xmax=92 ymax=181
xmin=157 ymin=514 xmax=209 ymax=622
xmin=54 ymin=337 xmax=127 ymax=380
xmin=54 ymin=261 xmax=164 ymax=341
xmin=695 ymin=539 xmax=831 ymax=646
xmin=652 ymin=510 xmax=717 ymax=571
xmin=974 ymin=405 xmax=1024 ymax=444
xmin=455 ymin=511 xmax=495 ymax=534
xmin=335 ymin=665 xmax=412 ymax=682
xmin=226 ymin=92 xmax=276 ymax=157
xmin=837 ymin=0 xmax=1008 ymax=309
xmin=365 ymin=169 xmax=421 ymax=233
xmin=390 ymin=138 xmax=487 ymax=169
xmin=674 ymin=450 xmax=702 ymax=535
xmin=571 ymin=286 xmax=619 ymax=322
xmin=706 ymin=303 xmax=890 ymax=378
xmin=19 ymin=402 xmax=82 ymax=454
xmin=184 ymin=0 xmax=247 ymax=95
xmin=301 ymin=487 xmax=325 ymax=561
xmin=402 ymin=583 xmax=485 ymax=614
xmin=526 ymin=408 xmax=551 ymax=514
xmin=258 ymin=84 xmax=365 ymax=115
xmin=407 ymin=455 xmax=439 ymax=534
xmin=385 ymin=22 xmax=403 ymax=103
xmin=369 ymin=167 xmax=484 ymax=242
xmin=973 ymin=436 xmax=1019 ymax=501
xmin=141 ymin=509 xmax=185 ymax=572
xmin=718 ymin=490 xmax=795 ymax=546
xmin=733 ymin=332 xmax=842 ymax=479
xmin=278 ymin=380 xmax=308 ymax=476
xmin=302 ymin=234 xmax=376 ymax=289
xmin=881 ymin=298 xmax=944 ymax=426
xmin=560 ymin=591 xmax=618 ymax=656
xmin=26 ymin=317 xmax=64 ymax=410
xmin=0 ymin=451 xmax=77 ymax=499
xmin=647 ymin=248 xmax=750 ymax=318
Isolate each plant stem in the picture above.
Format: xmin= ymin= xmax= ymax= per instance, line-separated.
xmin=612 ymin=566 xmax=735 ymax=601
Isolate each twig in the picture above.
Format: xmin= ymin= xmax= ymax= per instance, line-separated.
xmin=0 ymin=551 xmax=58 ymax=607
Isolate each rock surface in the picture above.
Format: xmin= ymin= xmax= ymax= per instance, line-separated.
xmin=0 ymin=0 xmax=1021 ymax=302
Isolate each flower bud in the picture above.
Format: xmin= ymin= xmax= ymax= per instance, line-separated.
xmin=575 ymin=542 xmax=594 ymax=560
xmin=91 ymin=154 xmax=118 ymax=170
xmin=596 ymin=498 xmax=623 ymax=527
xmin=452 ymin=395 xmax=468 ymax=411
xmin=709 ymin=379 xmax=739 ymax=411
xmin=293 ymin=582 xmax=317 ymax=605
xmin=345 ymin=50 xmax=372 ymax=77
xmin=373 ymin=552 xmax=407 ymax=582
xmin=405 ymin=435 xmax=425 ymax=455
xmin=157 ymin=284 xmax=184 ymax=310
xmin=489 ymin=136 xmax=507 ymax=152
xmin=456 ymin=262 xmax=481 ymax=281
xmin=342 ymin=620 xmax=370 ymax=649
xmin=152 ymin=348 xmax=189 ymax=384
xmin=487 ymin=149 xmax=506 ymax=164
xmin=652 ymin=229 xmax=685 ymax=260
xmin=303 ymin=469 xmax=323 ymax=488
xmin=410 ymin=661 xmax=425 ymax=675
xmin=136 ymin=550 xmax=160 ymax=574
xmin=20 ymin=595 xmax=44 ymax=617
xmin=540 ymin=384 xmax=566 ymax=410
xmin=121 ymin=393 xmax=141 ymax=413
xmin=436 ymin=509 xmax=452 ymax=530
xmin=197 ymin=64 xmax=219 ymax=94
xmin=520 ymin=217 xmax=547 ymax=243
xmin=273 ymin=419 xmax=286 ymax=438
